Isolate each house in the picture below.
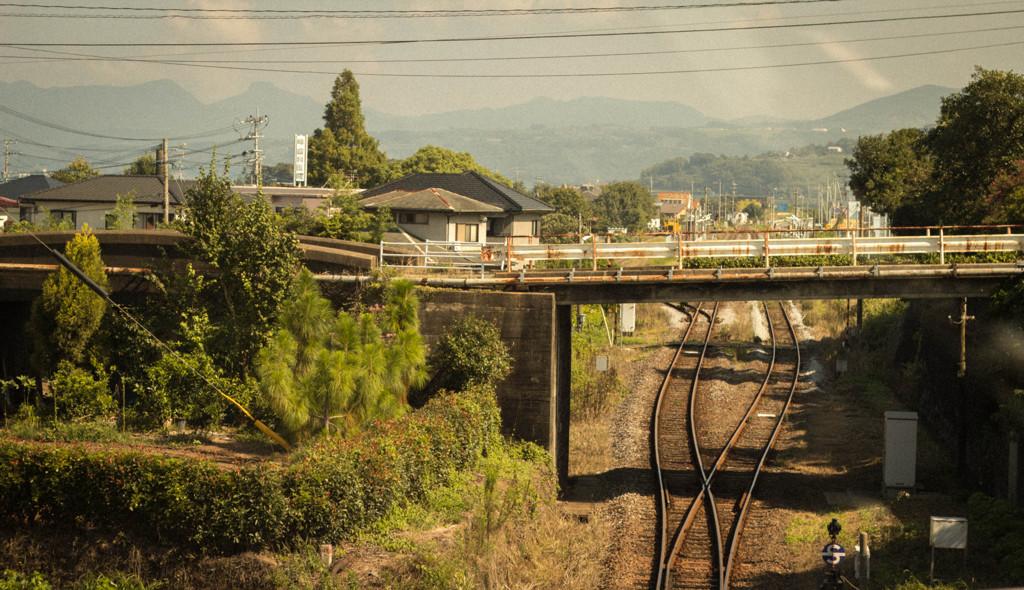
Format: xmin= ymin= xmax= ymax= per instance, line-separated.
xmin=14 ymin=176 xmax=336 ymax=231
xmin=359 ymin=188 xmax=503 ymax=243
xmin=15 ymin=175 xmax=196 ymax=230
xmin=360 ymin=171 xmax=554 ymax=242
xmin=0 ymin=175 xmax=66 ymax=226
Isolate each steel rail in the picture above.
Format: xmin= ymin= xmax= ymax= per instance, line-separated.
xmin=656 ymin=302 xmax=719 ymax=589
xmin=653 ymin=302 xmax=706 ymax=590
xmin=722 ymin=302 xmax=802 ymax=586
xmin=655 ymin=300 xmax=801 ymax=589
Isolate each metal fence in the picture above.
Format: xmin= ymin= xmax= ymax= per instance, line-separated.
xmin=381 ymin=227 xmax=1024 ymax=273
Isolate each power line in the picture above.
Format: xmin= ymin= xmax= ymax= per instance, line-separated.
xmin=5 ymin=22 xmax=1022 ymax=68
xmin=3 ymin=8 xmax=1023 ymax=47
xmin=0 ymin=104 xmax=242 ymax=142
xmin=0 ymin=1 xmax=840 ymax=19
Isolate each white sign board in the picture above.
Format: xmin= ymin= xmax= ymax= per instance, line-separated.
xmin=293 ymin=134 xmax=307 ymax=185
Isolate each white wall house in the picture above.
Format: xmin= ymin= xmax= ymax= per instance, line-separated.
xmin=358 ymin=188 xmax=502 ymax=243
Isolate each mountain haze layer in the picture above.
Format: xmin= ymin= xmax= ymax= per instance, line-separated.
xmin=0 ymin=79 xmax=953 ymax=185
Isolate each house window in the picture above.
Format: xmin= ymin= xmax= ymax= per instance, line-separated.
xmin=397 ymin=212 xmax=428 ymax=224
xmin=530 ymin=220 xmax=540 ymax=236
xmin=139 ymin=213 xmax=174 ymax=229
xmin=51 ymin=210 xmax=76 ymax=228
xmin=455 ymin=223 xmax=479 ymax=242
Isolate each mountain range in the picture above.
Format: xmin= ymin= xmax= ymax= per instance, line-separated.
xmin=0 ymin=79 xmax=955 ymax=185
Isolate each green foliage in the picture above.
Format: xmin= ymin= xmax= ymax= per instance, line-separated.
xmin=307 ymin=71 xmax=388 ymax=188
xmin=123 ymin=154 xmax=157 ymax=176
xmin=27 ymin=228 xmax=109 ymax=376
xmin=930 ymin=67 xmax=1024 ymax=225
xmin=846 ymin=128 xmax=933 ymax=225
xmin=170 ymin=164 xmax=300 ymax=378
xmin=968 ymin=492 xmax=1024 ymax=583
xmin=425 ymin=314 xmax=512 ymax=398
xmin=570 ymin=305 xmax=626 ymax=419
xmin=49 ymin=157 xmax=100 ymax=184
xmin=103 ymin=191 xmax=137 ymax=230
xmin=383 ymin=145 xmax=512 ymax=185
xmin=0 ymin=386 xmax=501 ymax=554
xmin=50 ymin=362 xmax=114 ymax=421
xmin=319 ymin=182 xmax=394 ymax=243
xmin=257 ymin=272 xmax=425 ymax=439
xmin=4 ymin=208 xmax=75 ymax=233
xmin=0 ymin=570 xmax=51 ymax=590
xmin=262 ymin=161 xmax=294 ymax=185
xmin=592 ymin=180 xmax=656 ymax=232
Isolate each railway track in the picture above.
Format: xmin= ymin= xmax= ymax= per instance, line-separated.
xmin=653 ymin=301 xmax=802 ymax=590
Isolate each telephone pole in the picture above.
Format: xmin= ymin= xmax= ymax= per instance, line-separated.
xmin=159 ymin=138 xmax=169 ymax=224
xmin=242 ymin=110 xmax=269 ymax=185
xmin=3 ymin=139 xmax=17 ymax=182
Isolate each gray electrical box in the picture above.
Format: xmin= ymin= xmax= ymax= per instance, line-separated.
xmin=884 ymin=411 xmax=918 ymax=489
xmin=930 ymin=517 xmax=967 ymax=549
xmin=619 ymin=303 xmax=636 ymax=335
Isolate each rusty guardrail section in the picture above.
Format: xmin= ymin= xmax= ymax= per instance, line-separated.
xmin=381 ymin=227 xmax=1024 ymax=272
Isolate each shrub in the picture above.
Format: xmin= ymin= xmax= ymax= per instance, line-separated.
xmin=49 ymin=362 xmax=114 ymax=421
xmin=0 ymin=384 xmax=502 ymax=554
xmin=425 ymin=315 xmax=512 ymax=398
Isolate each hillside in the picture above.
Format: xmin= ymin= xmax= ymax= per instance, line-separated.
xmin=2 ymin=80 xmax=952 ymax=185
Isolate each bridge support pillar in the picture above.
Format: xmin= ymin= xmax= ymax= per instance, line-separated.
xmin=555 ymin=304 xmax=573 ymax=491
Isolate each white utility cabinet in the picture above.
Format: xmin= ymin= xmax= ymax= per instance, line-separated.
xmin=884 ymin=411 xmax=918 ymax=489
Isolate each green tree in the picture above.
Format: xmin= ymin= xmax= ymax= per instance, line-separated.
xmin=307 ymin=70 xmax=388 ymax=188
xmin=256 ymin=272 xmax=426 ymax=438
xmin=928 ymin=67 xmax=1024 ymax=225
xmin=846 ymin=128 xmax=933 ymax=225
xmin=171 ymin=164 xmax=300 ymax=378
xmin=987 ymin=159 xmax=1024 ymax=224
xmin=50 ymin=156 xmax=100 ymax=183
xmin=592 ymin=180 xmax=657 ymax=232
xmin=104 ymin=191 xmax=137 ymax=230
xmin=319 ymin=177 xmax=394 ymax=242
xmin=424 ymin=314 xmax=512 ymax=399
xmin=27 ymin=227 xmax=109 ymax=376
xmin=384 ymin=145 xmax=512 ymax=185
xmin=124 ymin=154 xmax=157 ymax=175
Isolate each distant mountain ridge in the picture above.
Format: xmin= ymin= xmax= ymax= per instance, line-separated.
xmin=0 ymin=79 xmax=955 ymax=184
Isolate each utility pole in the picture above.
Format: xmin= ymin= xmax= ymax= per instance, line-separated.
xmin=159 ymin=138 xmax=169 ymax=224
xmin=2 ymin=139 xmax=17 ymax=182
xmin=241 ymin=110 xmax=269 ymax=185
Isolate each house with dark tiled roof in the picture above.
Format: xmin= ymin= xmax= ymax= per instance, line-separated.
xmin=14 ymin=176 xmax=336 ymax=231
xmin=0 ymin=175 xmax=66 ymax=226
xmin=16 ymin=175 xmax=196 ymax=230
xmin=360 ymin=171 xmax=553 ymax=242
xmin=360 ymin=188 xmax=503 ymax=243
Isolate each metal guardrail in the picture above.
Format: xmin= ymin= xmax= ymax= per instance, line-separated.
xmin=381 ymin=228 xmax=1024 ymax=273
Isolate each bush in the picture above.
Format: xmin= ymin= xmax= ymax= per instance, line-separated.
xmin=425 ymin=315 xmax=512 ymax=398
xmin=0 ymin=385 xmax=501 ymax=554
xmin=49 ymin=362 xmax=114 ymax=421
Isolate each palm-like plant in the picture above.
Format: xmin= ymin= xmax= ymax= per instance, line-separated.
xmin=256 ymin=272 xmax=425 ymax=440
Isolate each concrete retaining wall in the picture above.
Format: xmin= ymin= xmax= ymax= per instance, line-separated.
xmin=418 ymin=289 xmax=557 ymax=456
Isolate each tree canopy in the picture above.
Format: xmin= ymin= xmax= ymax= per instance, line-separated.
xmin=27 ymin=228 xmax=109 ymax=376
xmin=384 ymin=145 xmax=512 ymax=185
xmin=307 ymin=70 xmax=388 ymax=188
xmin=169 ymin=164 xmax=300 ymax=378
xmin=124 ymin=154 xmax=157 ymax=176
xmin=845 ymin=67 xmax=1024 ymax=226
xmin=592 ymin=181 xmax=656 ymax=232
xmin=50 ymin=157 xmax=100 ymax=184
xmin=846 ymin=128 xmax=932 ymax=225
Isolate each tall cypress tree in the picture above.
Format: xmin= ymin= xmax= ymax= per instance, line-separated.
xmin=307 ymin=70 xmax=388 ymax=188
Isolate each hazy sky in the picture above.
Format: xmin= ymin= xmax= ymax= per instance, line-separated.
xmin=2 ymin=0 xmax=1024 ymax=121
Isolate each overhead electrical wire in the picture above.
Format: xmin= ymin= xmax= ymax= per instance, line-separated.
xmin=3 ymin=22 xmax=1022 ymax=67
xmin=2 ymin=8 xmax=1023 ymax=47
xmin=0 ymin=0 xmax=841 ymax=19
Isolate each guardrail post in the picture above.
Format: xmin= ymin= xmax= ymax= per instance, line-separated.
xmin=592 ymin=234 xmax=598 ymax=271
xmin=677 ymin=231 xmax=683 ymax=269
xmin=506 ymin=236 xmax=513 ymax=271
xmin=379 ymin=240 xmax=384 ymax=268
xmin=940 ymin=227 xmax=945 ymax=265
xmin=852 ymin=233 xmax=858 ymax=266
xmin=764 ymin=232 xmax=770 ymax=268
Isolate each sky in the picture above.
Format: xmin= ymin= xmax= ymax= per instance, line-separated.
xmin=1 ymin=0 xmax=1024 ymax=122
